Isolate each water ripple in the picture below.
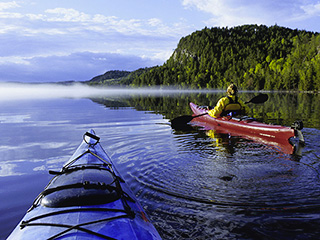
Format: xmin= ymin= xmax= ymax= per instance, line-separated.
xmin=100 ymin=125 xmax=320 ymax=239
xmin=3 ymin=98 xmax=320 ymax=240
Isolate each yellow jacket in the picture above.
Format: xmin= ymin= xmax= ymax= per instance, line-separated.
xmin=208 ymin=95 xmax=250 ymax=118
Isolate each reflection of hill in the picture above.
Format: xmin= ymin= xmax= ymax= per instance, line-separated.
xmin=90 ymin=98 xmax=131 ymax=109
xmin=90 ymin=92 xmax=320 ymax=129
xmin=90 ymin=92 xmax=220 ymax=120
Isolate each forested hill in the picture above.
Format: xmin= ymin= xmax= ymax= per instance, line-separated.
xmin=87 ymin=24 xmax=320 ymax=91
xmin=129 ymin=24 xmax=320 ymax=91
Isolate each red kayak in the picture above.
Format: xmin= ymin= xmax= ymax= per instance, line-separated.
xmin=189 ymin=102 xmax=304 ymax=154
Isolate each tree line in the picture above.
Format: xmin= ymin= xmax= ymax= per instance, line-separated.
xmin=88 ymin=24 xmax=320 ymax=91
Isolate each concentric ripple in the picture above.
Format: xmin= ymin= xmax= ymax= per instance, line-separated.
xmin=98 ymin=122 xmax=320 ymax=239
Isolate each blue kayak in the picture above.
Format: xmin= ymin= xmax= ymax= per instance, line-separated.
xmin=7 ymin=130 xmax=162 ymax=240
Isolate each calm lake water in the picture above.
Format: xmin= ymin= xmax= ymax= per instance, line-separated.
xmin=1 ymin=84 xmax=320 ymax=239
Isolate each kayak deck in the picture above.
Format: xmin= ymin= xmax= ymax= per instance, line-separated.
xmin=7 ymin=130 xmax=161 ymax=240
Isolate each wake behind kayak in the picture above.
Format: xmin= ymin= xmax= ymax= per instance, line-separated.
xmin=7 ymin=130 xmax=162 ymax=240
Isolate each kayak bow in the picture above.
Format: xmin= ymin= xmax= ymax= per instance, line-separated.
xmin=7 ymin=130 xmax=162 ymax=240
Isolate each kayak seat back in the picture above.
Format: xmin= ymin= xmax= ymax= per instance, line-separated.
xmin=40 ymin=168 xmax=120 ymax=208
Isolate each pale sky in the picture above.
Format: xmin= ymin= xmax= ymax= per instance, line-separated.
xmin=1 ymin=0 xmax=319 ymax=82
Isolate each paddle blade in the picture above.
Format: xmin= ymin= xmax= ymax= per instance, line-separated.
xmin=171 ymin=115 xmax=195 ymax=128
xmin=171 ymin=113 xmax=208 ymax=129
xmin=245 ymin=93 xmax=268 ymax=104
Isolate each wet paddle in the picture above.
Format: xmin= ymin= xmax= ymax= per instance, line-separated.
xmin=171 ymin=93 xmax=268 ymax=128
xmin=170 ymin=113 xmax=207 ymax=129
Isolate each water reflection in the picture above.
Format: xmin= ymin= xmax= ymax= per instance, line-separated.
xmin=141 ymin=128 xmax=320 ymax=239
xmin=1 ymin=88 xmax=320 ymax=239
xmin=89 ymin=90 xmax=320 ymax=239
xmin=1 ymin=83 xmax=319 ymax=129
xmin=90 ymin=91 xmax=320 ymax=129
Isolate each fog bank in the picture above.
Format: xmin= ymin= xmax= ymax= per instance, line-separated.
xmin=0 ymin=83 xmax=213 ymax=101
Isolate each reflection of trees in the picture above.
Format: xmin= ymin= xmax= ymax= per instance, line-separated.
xmin=90 ymin=98 xmax=131 ymax=108
xmin=90 ymin=92 xmax=320 ymax=129
xmin=253 ymin=93 xmax=320 ymax=127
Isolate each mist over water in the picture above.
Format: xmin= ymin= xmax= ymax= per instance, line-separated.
xmin=0 ymin=83 xmax=214 ymax=101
